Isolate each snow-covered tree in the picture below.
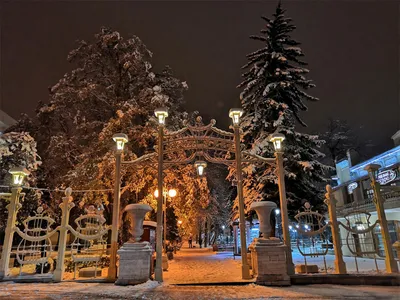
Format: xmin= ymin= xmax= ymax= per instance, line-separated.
xmin=237 ymin=3 xmax=329 ymax=216
xmin=0 ymin=132 xmax=42 ymax=230
xmin=10 ymin=28 xmax=214 ymax=244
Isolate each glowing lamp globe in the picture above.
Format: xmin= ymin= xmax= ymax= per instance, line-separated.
xmin=229 ymin=108 xmax=243 ymax=126
xmin=269 ymin=133 xmax=285 ymax=151
xmin=112 ymin=133 xmax=128 ymax=151
xmin=9 ymin=167 xmax=30 ymax=186
xmin=154 ymin=108 xmax=169 ymax=125
xmin=194 ymin=161 xmax=207 ymax=176
xmin=168 ymin=189 xmax=177 ymax=198
xmin=177 ymin=220 xmax=183 ymax=225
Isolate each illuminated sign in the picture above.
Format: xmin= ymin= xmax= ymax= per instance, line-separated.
xmin=376 ymin=170 xmax=397 ymax=185
xmin=347 ymin=182 xmax=358 ymax=194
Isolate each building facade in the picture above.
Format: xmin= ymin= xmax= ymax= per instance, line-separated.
xmin=0 ymin=109 xmax=16 ymax=134
xmin=332 ymin=130 xmax=400 ymax=258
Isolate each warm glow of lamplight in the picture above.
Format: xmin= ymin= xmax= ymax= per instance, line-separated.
xmin=154 ymin=188 xmax=177 ymax=198
xmin=154 ymin=108 xmax=169 ymax=125
xmin=178 ymin=220 xmax=183 ymax=225
xmin=229 ymin=108 xmax=243 ymax=126
xmin=168 ymin=189 xmax=177 ymax=198
xmin=9 ymin=167 xmax=30 ymax=186
xmin=112 ymin=133 xmax=128 ymax=151
xmin=269 ymin=133 xmax=285 ymax=151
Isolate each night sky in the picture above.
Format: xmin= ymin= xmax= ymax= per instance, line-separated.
xmin=1 ymin=1 xmax=399 ymax=155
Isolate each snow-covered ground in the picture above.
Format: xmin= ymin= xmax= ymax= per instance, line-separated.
xmin=1 ymin=246 xmax=399 ymax=299
xmin=163 ymin=246 xmax=253 ymax=284
xmin=0 ymin=280 xmax=399 ymax=299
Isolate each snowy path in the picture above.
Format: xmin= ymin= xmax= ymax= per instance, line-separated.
xmin=163 ymin=245 xmax=254 ymax=284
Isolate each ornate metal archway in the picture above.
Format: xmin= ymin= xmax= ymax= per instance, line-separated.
xmin=109 ymin=113 xmax=292 ymax=282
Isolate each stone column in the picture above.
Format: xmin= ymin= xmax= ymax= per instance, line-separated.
xmin=115 ymin=204 xmax=153 ymax=285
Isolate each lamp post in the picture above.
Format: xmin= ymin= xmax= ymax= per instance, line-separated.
xmin=269 ymin=133 xmax=295 ymax=275
xmin=154 ymin=107 xmax=168 ymax=282
xmin=108 ymin=133 xmax=128 ymax=281
xmin=229 ymin=108 xmax=251 ymax=280
xmin=154 ymin=188 xmax=177 ymax=248
xmin=0 ymin=167 xmax=29 ymax=279
xmin=364 ymin=164 xmax=398 ymax=273
xmin=194 ymin=161 xmax=207 ymax=177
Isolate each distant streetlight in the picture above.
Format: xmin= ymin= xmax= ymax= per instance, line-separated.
xmin=177 ymin=220 xmax=183 ymax=225
xmin=275 ymin=208 xmax=280 ymax=215
xmin=194 ymin=161 xmax=207 ymax=176
xmin=154 ymin=188 xmax=177 ymax=250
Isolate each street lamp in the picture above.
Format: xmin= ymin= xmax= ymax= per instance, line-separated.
xmin=269 ymin=132 xmax=295 ymax=275
xmin=109 ymin=133 xmax=129 ymax=281
xmin=0 ymin=167 xmax=29 ymax=279
xmin=194 ymin=161 xmax=207 ymax=176
xmin=229 ymin=107 xmax=251 ymax=280
xmin=269 ymin=133 xmax=285 ymax=152
xmin=177 ymin=220 xmax=183 ymax=225
xmin=154 ymin=108 xmax=169 ymax=125
xmin=229 ymin=108 xmax=243 ymax=126
xmin=155 ymin=107 xmax=168 ymax=282
xmin=154 ymin=188 xmax=177 ymax=250
xmin=9 ymin=167 xmax=30 ymax=186
xmin=364 ymin=163 xmax=398 ymax=273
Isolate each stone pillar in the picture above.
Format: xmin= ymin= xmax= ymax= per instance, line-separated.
xmin=115 ymin=204 xmax=153 ymax=285
xmin=249 ymin=238 xmax=290 ymax=286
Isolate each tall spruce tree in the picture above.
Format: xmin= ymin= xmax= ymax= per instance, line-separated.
xmin=238 ymin=3 xmax=328 ymax=215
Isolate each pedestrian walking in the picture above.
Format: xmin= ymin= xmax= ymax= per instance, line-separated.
xmin=188 ymin=234 xmax=193 ymax=248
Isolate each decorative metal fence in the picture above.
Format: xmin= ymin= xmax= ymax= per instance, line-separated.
xmin=0 ymin=188 xmax=110 ymax=282
xmin=293 ymin=202 xmax=330 ymax=273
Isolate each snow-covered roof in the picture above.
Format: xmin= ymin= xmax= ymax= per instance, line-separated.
xmin=0 ymin=109 xmax=16 ymax=132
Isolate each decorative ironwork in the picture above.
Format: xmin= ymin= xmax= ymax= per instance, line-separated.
xmin=14 ymin=206 xmax=58 ymax=277
xmin=294 ymin=202 xmax=330 ymax=273
xmin=337 ymin=210 xmax=381 ymax=273
xmin=122 ymin=116 xmax=276 ymax=169
xmin=68 ymin=205 xmax=109 ymax=279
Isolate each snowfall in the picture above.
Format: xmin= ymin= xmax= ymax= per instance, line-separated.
xmin=0 ymin=245 xmax=399 ymax=299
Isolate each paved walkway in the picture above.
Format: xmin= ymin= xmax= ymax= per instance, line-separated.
xmin=163 ymin=245 xmax=253 ymax=284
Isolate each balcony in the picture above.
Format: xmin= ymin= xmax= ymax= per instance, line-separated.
xmin=337 ymin=190 xmax=400 ymax=217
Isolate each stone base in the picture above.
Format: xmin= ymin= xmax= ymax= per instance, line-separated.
xmin=295 ymin=264 xmax=319 ymax=274
xmin=79 ymin=267 xmax=102 ymax=278
xmin=115 ymin=241 xmax=152 ymax=286
xmin=249 ymin=238 xmax=291 ymax=286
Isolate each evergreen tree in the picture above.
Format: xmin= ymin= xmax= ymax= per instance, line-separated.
xmin=238 ymin=3 xmax=328 ymax=216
